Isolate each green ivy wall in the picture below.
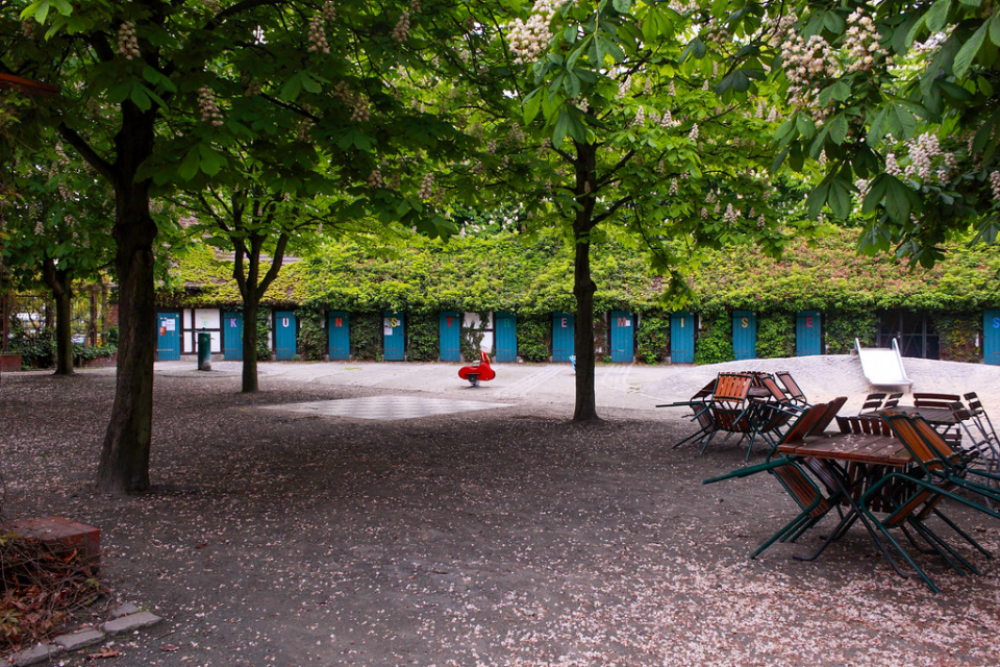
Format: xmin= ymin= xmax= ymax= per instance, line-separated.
xmin=162 ymin=229 xmax=1000 ymax=363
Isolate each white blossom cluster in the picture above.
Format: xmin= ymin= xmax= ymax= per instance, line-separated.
xmin=669 ymin=178 xmax=678 ymax=195
xmin=766 ymin=13 xmax=797 ymax=48
xmin=410 ymin=0 xmax=421 ymax=12
xmin=667 ymin=1 xmax=697 ymax=13
xmin=117 ymin=21 xmax=141 ymax=60
xmin=904 ymin=132 xmax=943 ymax=181
xmin=507 ymin=0 xmax=561 ymax=65
xmin=198 ymin=86 xmax=224 ymax=126
xmin=912 ymin=31 xmax=949 ymax=55
xmin=631 ymin=107 xmax=646 ymax=127
xmin=990 ymin=171 xmax=1000 ymax=202
xmin=780 ymin=33 xmax=836 ymax=109
xmin=308 ymin=15 xmax=330 ymax=53
xmin=885 ymin=152 xmax=902 ymax=176
xmin=22 ymin=19 xmax=35 ymax=39
xmin=688 ymin=124 xmax=699 ymax=141
xmin=843 ymin=11 xmax=887 ymax=72
xmin=351 ymin=97 xmax=370 ymax=122
xmin=723 ymin=203 xmax=739 ymax=224
xmin=393 ymin=11 xmax=411 ymax=42
xmin=419 ymin=173 xmax=435 ymax=199
xmin=368 ymin=168 xmax=384 ymax=188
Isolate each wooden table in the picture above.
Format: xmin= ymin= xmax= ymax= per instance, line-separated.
xmin=777 ymin=432 xmax=916 ymax=575
xmin=879 ymin=405 xmax=958 ymax=427
xmin=778 ymin=433 xmax=911 ymax=467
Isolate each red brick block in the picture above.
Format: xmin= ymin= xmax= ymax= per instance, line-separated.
xmin=10 ymin=516 xmax=101 ymax=570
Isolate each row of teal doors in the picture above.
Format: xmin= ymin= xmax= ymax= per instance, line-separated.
xmin=157 ymin=308 xmax=852 ymax=363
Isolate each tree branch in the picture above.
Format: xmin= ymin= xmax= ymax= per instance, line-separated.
xmin=57 ymin=124 xmax=116 ymax=184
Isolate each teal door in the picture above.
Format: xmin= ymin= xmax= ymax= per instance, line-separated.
xmin=328 ymin=311 xmax=350 ymax=361
xmin=796 ymin=310 xmax=822 ymax=356
xmin=439 ymin=311 xmax=461 ymax=362
xmin=552 ymin=312 xmax=574 ymax=362
xmin=274 ymin=311 xmax=297 ymax=360
xmin=610 ymin=310 xmax=634 ymax=363
xmin=670 ymin=311 xmax=695 ymax=363
xmin=223 ymin=311 xmax=243 ymax=361
xmin=383 ymin=312 xmax=405 ymax=361
xmin=986 ymin=309 xmax=1000 ymax=365
xmin=156 ymin=311 xmax=181 ymax=361
xmin=733 ymin=310 xmax=757 ymax=361
xmin=495 ymin=312 xmax=517 ymax=362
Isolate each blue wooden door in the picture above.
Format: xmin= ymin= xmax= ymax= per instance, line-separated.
xmin=796 ymin=310 xmax=822 ymax=357
xmin=610 ymin=310 xmax=635 ymax=363
xmin=328 ymin=310 xmax=350 ymax=361
xmin=733 ymin=310 xmax=757 ymax=361
xmin=439 ymin=311 xmax=461 ymax=362
xmin=156 ymin=311 xmax=181 ymax=361
xmin=223 ymin=311 xmax=243 ymax=361
xmin=274 ymin=311 xmax=297 ymax=360
xmin=383 ymin=312 xmax=405 ymax=361
xmin=552 ymin=312 xmax=575 ymax=362
xmin=985 ymin=309 xmax=1000 ymax=365
xmin=670 ymin=311 xmax=695 ymax=363
xmin=495 ymin=312 xmax=517 ymax=362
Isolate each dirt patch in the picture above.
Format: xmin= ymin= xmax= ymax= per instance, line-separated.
xmin=1 ymin=370 xmax=998 ymax=666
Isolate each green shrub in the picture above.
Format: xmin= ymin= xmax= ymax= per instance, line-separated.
xmin=296 ymin=307 xmax=327 ymax=361
xmin=636 ymin=310 xmax=670 ymax=364
xmin=407 ymin=311 xmax=439 ymax=362
xmin=518 ymin=314 xmax=550 ymax=362
xmin=694 ymin=312 xmax=734 ymax=365
xmin=935 ymin=313 xmax=981 ymax=363
xmin=351 ymin=312 xmax=382 ymax=361
xmin=256 ymin=309 xmax=271 ymax=360
xmin=825 ymin=310 xmax=877 ymax=354
xmin=756 ymin=312 xmax=795 ymax=359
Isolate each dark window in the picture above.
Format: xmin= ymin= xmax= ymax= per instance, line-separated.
xmin=877 ymin=310 xmax=939 ymax=359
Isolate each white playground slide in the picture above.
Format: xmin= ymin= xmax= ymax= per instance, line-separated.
xmin=855 ymin=337 xmax=913 ymax=390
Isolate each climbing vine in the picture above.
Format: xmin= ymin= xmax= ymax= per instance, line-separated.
xmin=517 ymin=314 xmax=550 ymax=363
xmin=351 ymin=312 xmax=382 ymax=361
xmin=694 ymin=313 xmax=734 ymax=365
xmin=636 ymin=311 xmax=670 ymax=365
xmin=756 ymin=312 xmax=795 ymax=359
xmin=407 ymin=312 xmax=439 ymax=362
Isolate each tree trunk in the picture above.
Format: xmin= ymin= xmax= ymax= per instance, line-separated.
xmin=573 ymin=229 xmax=600 ymax=421
xmin=241 ymin=297 xmax=260 ymax=393
xmin=96 ymin=102 xmax=158 ymax=495
xmin=89 ymin=284 xmax=99 ymax=346
xmin=572 ymin=140 xmax=600 ymax=422
xmin=100 ymin=278 xmax=109 ymax=340
xmin=41 ymin=258 xmax=74 ymax=376
xmin=53 ymin=271 xmax=74 ymax=375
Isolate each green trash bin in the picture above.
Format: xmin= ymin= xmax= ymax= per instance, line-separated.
xmin=198 ymin=331 xmax=211 ymax=371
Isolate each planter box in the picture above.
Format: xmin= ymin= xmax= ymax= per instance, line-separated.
xmin=9 ymin=516 xmax=101 ymax=572
xmin=82 ymin=354 xmax=117 ymax=368
xmin=0 ymin=353 xmax=21 ymax=372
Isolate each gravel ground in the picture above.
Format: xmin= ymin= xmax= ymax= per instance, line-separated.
xmin=2 ymin=360 xmax=1000 ymax=667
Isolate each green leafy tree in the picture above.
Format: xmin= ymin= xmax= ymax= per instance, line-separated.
xmin=447 ymin=0 xmax=796 ymax=419
xmin=0 ymin=142 xmax=114 ymax=375
xmin=719 ymin=1 xmax=1000 ymax=266
xmin=1 ymin=0 xmax=475 ymax=493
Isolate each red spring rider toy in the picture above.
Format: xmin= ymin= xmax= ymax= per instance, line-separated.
xmin=458 ymin=352 xmax=496 ymax=387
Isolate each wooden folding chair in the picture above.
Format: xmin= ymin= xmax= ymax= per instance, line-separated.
xmin=700 ymin=373 xmax=754 ymax=456
xmin=656 ymin=379 xmax=717 ymax=449
xmin=858 ymin=393 xmax=887 ymax=415
xmin=775 ymin=371 xmax=809 ymax=407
